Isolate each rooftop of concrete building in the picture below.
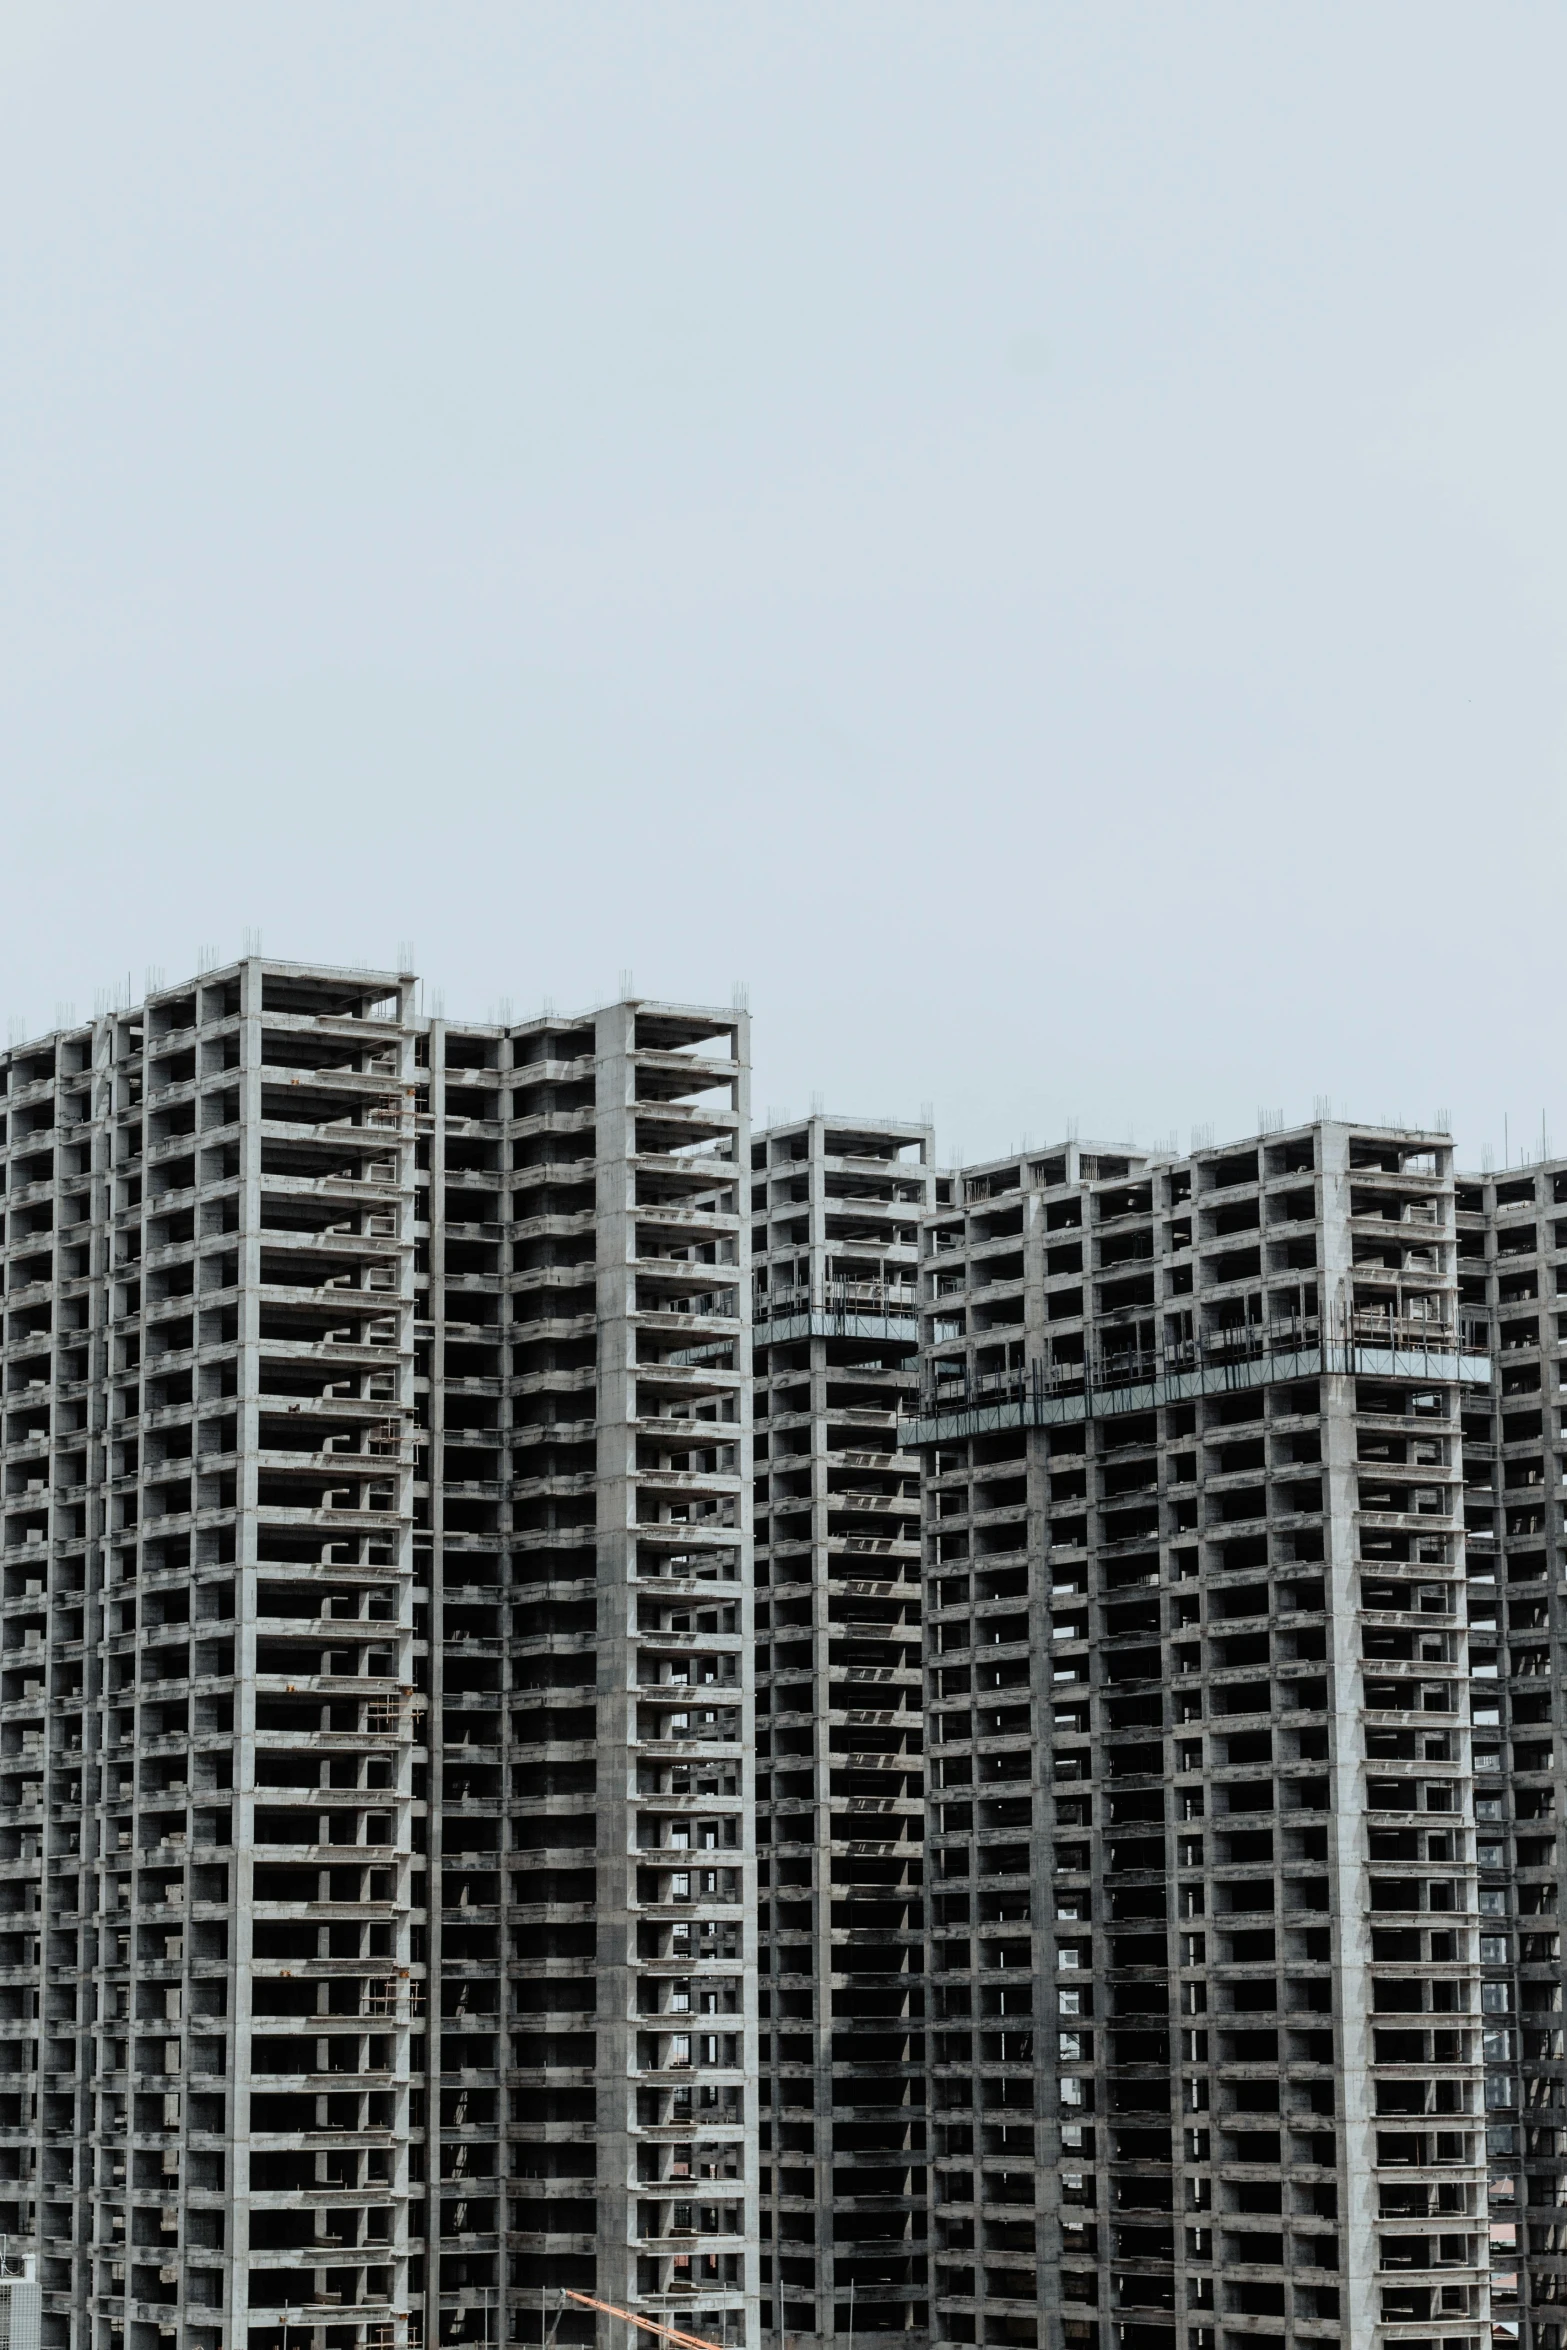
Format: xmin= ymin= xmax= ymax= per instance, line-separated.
xmin=752 ymin=1117 xmax=933 ymax=1172
xmin=0 ymin=956 xmax=744 ymax=1068
xmin=942 ymin=1115 xmax=1454 ymax=1196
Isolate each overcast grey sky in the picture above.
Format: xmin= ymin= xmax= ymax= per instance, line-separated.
xmin=2 ymin=4 xmax=1563 ymax=1165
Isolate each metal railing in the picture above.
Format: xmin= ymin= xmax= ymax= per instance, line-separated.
xmin=917 ymin=1305 xmax=1480 ymax=1422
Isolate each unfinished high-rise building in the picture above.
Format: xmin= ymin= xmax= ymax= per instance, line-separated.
xmin=10 ymin=952 xmax=1567 ymax=2350
xmin=905 ymin=1123 xmax=1493 ymax=2350
xmin=1449 ymin=1158 xmax=1567 ymax=2349
xmin=0 ymin=963 xmax=755 ymax=2350
xmin=748 ymin=1116 xmax=943 ymax=2349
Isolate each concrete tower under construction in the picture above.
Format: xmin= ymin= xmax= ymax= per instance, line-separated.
xmin=0 ymin=962 xmax=755 ymax=2350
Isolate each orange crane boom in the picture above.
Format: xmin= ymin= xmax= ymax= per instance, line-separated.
xmin=558 ymin=2290 xmax=730 ymax=2350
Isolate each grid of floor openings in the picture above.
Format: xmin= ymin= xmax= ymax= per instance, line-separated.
xmin=0 ymin=956 xmax=1556 ymax=2350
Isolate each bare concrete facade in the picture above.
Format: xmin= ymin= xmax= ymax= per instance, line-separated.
xmin=906 ymin=1125 xmax=1490 ymax=2350
xmin=1449 ymin=1160 xmax=1567 ymax=2350
xmin=5 ymin=962 xmax=1565 ymax=2350
xmin=0 ymin=960 xmax=422 ymax=2350
xmin=749 ymin=1117 xmax=942 ymax=2348
xmin=0 ymin=965 xmax=754 ymax=2350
